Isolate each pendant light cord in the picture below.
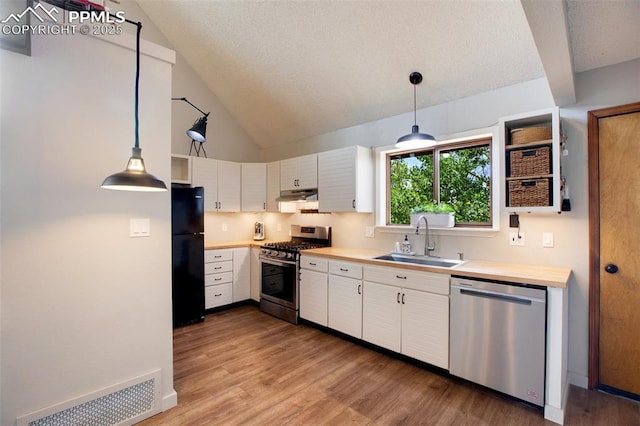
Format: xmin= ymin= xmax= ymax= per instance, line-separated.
xmin=134 ymin=21 xmax=141 ymax=150
xmin=413 ymin=84 xmax=417 ymax=126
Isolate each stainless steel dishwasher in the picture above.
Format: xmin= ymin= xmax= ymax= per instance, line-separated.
xmin=450 ymin=277 xmax=546 ymax=407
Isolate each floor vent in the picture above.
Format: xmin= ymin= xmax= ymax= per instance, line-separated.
xmin=17 ymin=370 xmax=162 ymax=426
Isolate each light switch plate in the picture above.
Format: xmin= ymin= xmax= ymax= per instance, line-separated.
xmin=542 ymin=232 xmax=554 ymax=248
xmin=130 ymin=218 xmax=150 ymax=237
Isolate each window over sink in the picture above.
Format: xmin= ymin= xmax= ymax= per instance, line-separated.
xmin=377 ymin=127 xmax=500 ymax=232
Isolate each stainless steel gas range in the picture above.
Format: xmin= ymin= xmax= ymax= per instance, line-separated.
xmin=259 ymin=225 xmax=331 ymax=324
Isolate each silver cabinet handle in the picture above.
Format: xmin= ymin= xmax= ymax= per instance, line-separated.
xmin=309 ymin=262 xmax=317 ymax=266
xmin=352 ymin=200 xmax=356 ymax=209
xmin=397 ymin=292 xmax=401 ymax=303
xmin=214 ymin=266 xmax=222 ymax=270
xmin=340 ymin=268 xmax=349 ymax=272
xmin=214 ymin=293 xmax=222 ymax=297
xmin=358 ymin=284 xmax=361 ymax=295
xmin=214 ymin=255 xmax=222 ymax=258
xmin=401 ymin=293 xmax=405 ymax=304
xmin=396 ymin=275 xmax=407 ymax=280
xmin=214 ymin=277 xmax=222 ymax=281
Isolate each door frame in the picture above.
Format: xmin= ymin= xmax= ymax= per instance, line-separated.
xmin=588 ymin=102 xmax=640 ymax=389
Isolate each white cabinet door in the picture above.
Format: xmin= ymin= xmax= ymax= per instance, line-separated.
xmin=217 ymin=160 xmax=241 ymax=212
xmin=266 ymin=161 xmax=280 ymax=212
xmin=191 ymin=157 xmax=218 ymax=211
xmin=318 ymin=146 xmax=373 ymax=212
xmin=328 ymin=275 xmax=362 ymax=338
xmin=249 ymin=247 xmax=261 ymax=302
xmin=280 ymin=154 xmax=317 ymax=191
xmin=280 ymin=157 xmax=298 ymax=191
xmin=401 ymin=288 xmax=449 ymax=369
xmin=296 ymin=154 xmax=318 ymax=189
xmin=299 ymin=269 xmax=328 ymax=326
xmin=241 ymin=163 xmax=266 ymax=212
xmin=362 ymin=281 xmax=401 ymax=352
xmin=232 ymin=247 xmax=250 ymax=302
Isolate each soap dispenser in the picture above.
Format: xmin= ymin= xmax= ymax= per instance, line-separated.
xmin=401 ymin=235 xmax=411 ymax=254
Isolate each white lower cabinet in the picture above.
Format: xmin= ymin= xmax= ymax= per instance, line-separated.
xmin=328 ymin=274 xmax=362 ymax=338
xmin=299 ymin=268 xmax=328 ymax=326
xmin=362 ymin=281 xmax=402 ymax=352
xmin=205 ymin=247 xmax=250 ymax=309
xmin=362 ymin=265 xmax=450 ymax=369
xmin=299 ymin=256 xmax=450 ymax=370
xmin=204 ymin=249 xmax=233 ymax=309
xmin=232 ymin=247 xmax=250 ymax=302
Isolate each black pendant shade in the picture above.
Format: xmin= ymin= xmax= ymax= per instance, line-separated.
xmin=187 ymin=115 xmax=208 ymax=143
xmin=101 ymin=147 xmax=167 ymax=192
xmin=102 ymin=21 xmax=167 ymax=192
xmin=396 ymin=71 xmax=436 ymax=149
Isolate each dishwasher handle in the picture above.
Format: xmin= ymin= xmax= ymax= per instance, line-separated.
xmin=455 ymin=286 xmax=540 ymax=305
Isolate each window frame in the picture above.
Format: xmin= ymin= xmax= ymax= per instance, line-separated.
xmin=375 ymin=127 xmax=500 ymax=234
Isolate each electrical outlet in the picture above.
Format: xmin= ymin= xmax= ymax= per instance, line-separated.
xmin=222 ymin=223 xmax=228 ymax=232
xmin=542 ymin=232 xmax=554 ymax=248
xmin=509 ymin=231 xmax=525 ymax=246
xmin=365 ymin=226 xmax=375 ymax=238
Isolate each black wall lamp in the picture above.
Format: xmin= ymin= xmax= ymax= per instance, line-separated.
xmin=395 ymin=71 xmax=436 ymax=149
xmin=101 ymin=20 xmax=167 ymax=192
xmin=172 ymin=97 xmax=210 ymax=157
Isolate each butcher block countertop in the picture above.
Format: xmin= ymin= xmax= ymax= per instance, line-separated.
xmin=205 ymin=240 xmax=276 ymax=250
xmin=301 ymin=247 xmax=571 ymax=288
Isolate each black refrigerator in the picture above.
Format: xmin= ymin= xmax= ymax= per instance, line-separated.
xmin=172 ymin=185 xmax=205 ymax=327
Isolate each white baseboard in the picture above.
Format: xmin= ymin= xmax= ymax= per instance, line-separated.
xmin=163 ymin=389 xmax=178 ymax=411
xmin=569 ymin=371 xmax=588 ymax=389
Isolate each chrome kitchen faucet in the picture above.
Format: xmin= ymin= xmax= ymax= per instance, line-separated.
xmin=415 ymin=215 xmax=436 ymax=257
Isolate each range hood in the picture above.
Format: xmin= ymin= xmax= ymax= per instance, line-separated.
xmin=276 ymin=188 xmax=318 ymax=202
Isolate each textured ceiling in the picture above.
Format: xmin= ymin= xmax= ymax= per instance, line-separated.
xmin=136 ymin=0 xmax=640 ymax=149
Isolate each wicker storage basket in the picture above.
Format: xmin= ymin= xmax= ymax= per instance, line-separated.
xmin=510 ymin=126 xmax=552 ymax=145
xmin=508 ymin=178 xmax=551 ymax=207
xmin=509 ymin=146 xmax=551 ymax=177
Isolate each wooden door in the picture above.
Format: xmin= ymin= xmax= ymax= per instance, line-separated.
xmin=588 ymin=102 xmax=640 ymax=398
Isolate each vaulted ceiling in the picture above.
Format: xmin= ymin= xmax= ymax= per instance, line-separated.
xmin=136 ymin=0 xmax=640 ymax=149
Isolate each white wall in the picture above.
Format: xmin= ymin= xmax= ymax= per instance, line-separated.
xmin=245 ymin=60 xmax=640 ymax=387
xmin=117 ymin=0 xmax=261 ymax=162
xmin=0 ymin=27 xmax=176 ymax=425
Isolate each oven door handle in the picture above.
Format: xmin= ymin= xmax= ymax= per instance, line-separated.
xmin=259 ymin=256 xmax=296 ymax=268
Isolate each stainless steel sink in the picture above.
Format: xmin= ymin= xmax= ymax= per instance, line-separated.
xmin=373 ymin=253 xmax=465 ymax=268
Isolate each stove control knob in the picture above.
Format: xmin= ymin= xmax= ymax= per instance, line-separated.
xmin=286 ymin=252 xmax=294 ymax=260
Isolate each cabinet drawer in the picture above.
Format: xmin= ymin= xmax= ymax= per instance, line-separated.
xmin=300 ymin=256 xmax=328 ymax=272
xmin=363 ymin=265 xmax=449 ymax=296
xmin=329 ymin=260 xmax=362 ymax=279
xmin=205 ymin=271 xmax=233 ymax=286
xmin=205 ymin=283 xmax=233 ymax=309
xmin=205 ymin=260 xmax=232 ymax=274
xmin=205 ymin=249 xmax=232 ymax=263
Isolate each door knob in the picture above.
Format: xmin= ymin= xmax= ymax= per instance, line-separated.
xmin=604 ymin=263 xmax=619 ymax=274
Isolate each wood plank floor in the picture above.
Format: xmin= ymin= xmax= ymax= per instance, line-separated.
xmin=140 ymin=305 xmax=639 ymax=425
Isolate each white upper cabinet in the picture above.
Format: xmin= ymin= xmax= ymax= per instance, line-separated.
xmin=241 ymin=163 xmax=267 ymax=212
xmin=191 ymin=157 xmax=240 ymax=212
xmin=217 ymin=160 xmax=241 ymax=212
xmin=266 ymin=161 xmax=281 ymax=212
xmin=280 ymin=154 xmax=318 ymax=191
xmin=318 ymin=145 xmax=374 ymax=212
xmin=191 ymin=157 xmax=219 ymax=211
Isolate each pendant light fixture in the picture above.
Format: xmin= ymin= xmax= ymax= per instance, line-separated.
xmin=172 ymin=97 xmax=210 ymax=157
xmin=101 ymin=21 xmax=167 ymax=192
xmin=395 ymin=71 xmax=436 ymax=149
